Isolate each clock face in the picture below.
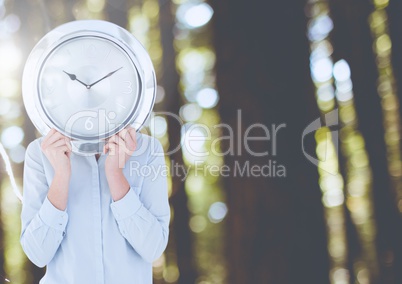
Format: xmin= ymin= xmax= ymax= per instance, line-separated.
xmin=23 ymin=20 xmax=157 ymax=155
xmin=37 ymin=36 xmax=140 ymax=139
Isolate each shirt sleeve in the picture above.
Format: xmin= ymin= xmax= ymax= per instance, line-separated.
xmin=110 ymin=138 xmax=170 ymax=263
xmin=20 ymin=139 xmax=68 ymax=268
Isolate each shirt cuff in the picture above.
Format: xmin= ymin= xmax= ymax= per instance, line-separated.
xmin=39 ymin=196 xmax=68 ymax=232
xmin=110 ymin=187 xmax=142 ymax=221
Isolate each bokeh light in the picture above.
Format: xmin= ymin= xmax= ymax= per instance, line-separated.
xmin=180 ymin=103 xmax=202 ymax=122
xmin=0 ymin=42 xmax=21 ymax=74
xmin=189 ymin=215 xmax=207 ymax=233
xmin=308 ymin=14 xmax=334 ymax=41
xmin=181 ymin=123 xmax=209 ymax=156
xmin=150 ymin=115 xmax=168 ymax=138
xmin=1 ymin=126 xmax=24 ymax=149
xmin=333 ymin=59 xmax=351 ymax=82
xmin=176 ymin=3 xmax=213 ymax=29
xmin=196 ymin=88 xmax=219 ymax=109
xmin=311 ymin=57 xmax=334 ymax=83
xmin=208 ymin=202 xmax=227 ymax=223
xmin=9 ymin=145 xmax=25 ymax=164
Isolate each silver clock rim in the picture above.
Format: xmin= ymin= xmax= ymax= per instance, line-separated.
xmin=22 ymin=20 xmax=157 ymax=155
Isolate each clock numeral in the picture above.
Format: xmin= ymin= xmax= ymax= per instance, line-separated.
xmin=116 ymin=103 xmax=126 ymax=109
xmin=83 ymin=44 xmax=97 ymax=58
xmin=64 ymin=49 xmax=73 ymax=66
xmin=46 ymin=86 xmax=55 ymax=95
xmin=49 ymin=102 xmax=63 ymax=110
xmin=123 ymin=81 xmax=133 ymax=94
xmin=104 ymin=48 xmax=112 ymax=61
xmin=85 ymin=117 xmax=94 ymax=130
xmin=65 ymin=49 xmax=72 ymax=57
xmin=43 ymin=82 xmax=55 ymax=95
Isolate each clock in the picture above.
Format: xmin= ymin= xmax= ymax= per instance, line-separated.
xmin=22 ymin=20 xmax=156 ymax=155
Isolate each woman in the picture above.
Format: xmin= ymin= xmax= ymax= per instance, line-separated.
xmin=20 ymin=127 xmax=170 ymax=284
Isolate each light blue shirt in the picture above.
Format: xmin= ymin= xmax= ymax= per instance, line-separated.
xmin=20 ymin=133 xmax=170 ymax=284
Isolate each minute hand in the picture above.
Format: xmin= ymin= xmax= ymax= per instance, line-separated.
xmin=88 ymin=67 xmax=123 ymax=88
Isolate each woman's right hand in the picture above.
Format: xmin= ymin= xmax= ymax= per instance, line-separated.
xmin=41 ymin=129 xmax=72 ymax=176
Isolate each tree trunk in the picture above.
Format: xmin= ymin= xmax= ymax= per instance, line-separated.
xmin=211 ymin=0 xmax=329 ymax=283
xmin=329 ymin=0 xmax=402 ymax=283
xmin=106 ymin=0 xmax=128 ymax=29
xmin=158 ymin=0 xmax=198 ymax=283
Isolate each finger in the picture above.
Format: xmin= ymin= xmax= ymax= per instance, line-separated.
xmin=62 ymin=139 xmax=72 ymax=152
xmin=62 ymin=146 xmax=71 ymax=156
xmin=42 ymin=131 xmax=65 ymax=149
xmin=103 ymin=141 xmax=112 ymax=154
xmin=111 ymin=135 xmax=126 ymax=151
xmin=65 ymin=138 xmax=72 ymax=152
xmin=46 ymin=134 xmax=70 ymax=150
xmin=44 ymin=128 xmax=56 ymax=139
xmin=127 ymin=127 xmax=137 ymax=142
xmin=42 ymin=135 xmax=64 ymax=151
xmin=101 ymin=138 xmax=108 ymax=154
xmin=41 ymin=128 xmax=57 ymax=145
xmin=118 ymin=129 xmax=128 ymax=142
xmin=108 ymin=141 xmax=117 ymax=156
xmin=123 ymin=128 xmax=137 ymax=152
xmin=107 ymin=135 xmax=118 ymax=145
xmin=120 ymin=136 xmax=135 ymax=156
xmin=119 ymin=129 xmax=132 ymax=145
xmin=56 ymin=145 xmax=71 ymax=153
xmin=106 ymin=135 xmax=118 ymax=149
xmin=108 ymin=135 xmax=125 ymax=147
xmin=119 ymin=129 xmax=135 ymax=147
xmin=49 ymin=138 xmax=68 ymax=149
xmin=53 ymin=145 xmax=71 ymax=154
xmin=116 ymin=134 xmax=127 ymax=149
xmin=108 ymin=135 xmax=126 ymax=156
xmin=124 ymin=136 xmax=136 ymax=152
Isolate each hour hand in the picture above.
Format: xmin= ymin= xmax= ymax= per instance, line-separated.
xmin=63 ymin=70 xmax=90 ymax=89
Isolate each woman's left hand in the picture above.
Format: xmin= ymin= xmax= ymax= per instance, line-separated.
xmin=104 ymin=127 xmax=137 ymax=173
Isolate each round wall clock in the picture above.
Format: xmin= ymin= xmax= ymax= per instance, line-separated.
xmin=22 ymin=20 xmax=156 ymax=155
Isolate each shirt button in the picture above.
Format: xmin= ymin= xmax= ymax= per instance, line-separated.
xmin=116 ymin=213 xmax=120 ymax=218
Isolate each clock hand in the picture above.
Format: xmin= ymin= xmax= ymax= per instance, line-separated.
xmin=63 ymin=71 xmax=90 ymax=89
xmin=88 ymin=67 xmax=123 ymax=88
